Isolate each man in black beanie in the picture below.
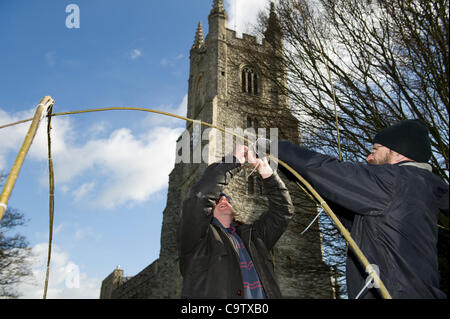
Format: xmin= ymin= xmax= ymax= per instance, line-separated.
xmin=368 ymin=119 xmax=432 ymax=165
xmin=277 ymin=119 xmax=448 ymax=299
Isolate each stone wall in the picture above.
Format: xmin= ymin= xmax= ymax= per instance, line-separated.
xmin=100 ymin=0 xmax=333 ymax=299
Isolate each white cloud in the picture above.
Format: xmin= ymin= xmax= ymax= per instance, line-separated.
xmin=54 ymin=223 xmax=65 ymax=235
xmin=0 ymin=108 xmax=70 ymax=171
xmin=74 ymin=226 xmax=96 ymax=241
xmin=65 ymin=126 xmax=182 ymax=209
xmin=72 ymin=182 xmax=96 ymax=202
xmin=0 ymin=107 xmax=183 ymax=209
xmin=87 ymin=121 xmax=110 ymax=138
xmin=140 ymin=94 xmax=187 ymax=128
xmin=225 ymin=0 xmax=275 ymax=37
xmin=54 ymin=125 xmax=183 ymax=209
xmin=160 ymin=53 xmax=186 ymax=67
xmin=130 ymin=49 xmax=142 ymax=60
xmin=0 ymin=110 xmax=26 ymax=170
xmin=16 ymin=243 xmax=101 ymax=299
xmin=175 ymin=94 xmax=188 ymax=117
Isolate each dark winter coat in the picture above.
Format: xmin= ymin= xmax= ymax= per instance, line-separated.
xmin=278 ymin=141 xmax=448 ymax=299
xmin=178 ymin=158 xmax=294 ymax=299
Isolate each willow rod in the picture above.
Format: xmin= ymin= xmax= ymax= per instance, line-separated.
xmin=0 ymin=96 xmax=54 ymax=222
xmin=273 ymin=156 xmax=392 ymax=299
xmin=43 ymin=105 xmax=55 ymax=299
xmin=290 ymin=0 xmax=390 ymax=298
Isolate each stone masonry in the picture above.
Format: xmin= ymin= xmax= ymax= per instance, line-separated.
xmin=100 ymin=0 xmax=333 ymax=299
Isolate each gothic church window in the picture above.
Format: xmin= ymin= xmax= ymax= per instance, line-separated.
xmin=242 ymin=67 xmax=259 ymax=95
xmin=246 ymin=115 xmax=259 ymax=130
xmin=193 ymin=75 xmax=204 ymax=117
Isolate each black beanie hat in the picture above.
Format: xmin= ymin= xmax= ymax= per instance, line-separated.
xmin=373 ymin=119 xmax=431 ymax=162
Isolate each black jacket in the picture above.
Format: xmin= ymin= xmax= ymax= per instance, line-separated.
xmin=178 ymin=159 xmax=294 ymax=299
xmin=278 ymin=141 xmax=448 ymax=299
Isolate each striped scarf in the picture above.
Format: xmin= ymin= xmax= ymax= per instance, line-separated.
xmin=212 ymin=218 xmax=267 ymax=299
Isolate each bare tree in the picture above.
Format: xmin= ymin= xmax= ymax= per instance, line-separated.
xmin=0 ymin=173 xmax=32 ymax=298
xmin=238 ymin=0 xmax=448 ymax=296
xmin=252 ymin=0 xmax=448 ymax=176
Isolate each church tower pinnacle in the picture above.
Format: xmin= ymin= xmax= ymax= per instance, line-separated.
xmin=208 ymin=0 xmax=227 ymax=40
xmin=192 ymin=21 xmax=205 ymax=50
xmin=211 ymin=0 xmax=226 ymax=14
xmin=264 ymin=2 xmax=283 ymax=46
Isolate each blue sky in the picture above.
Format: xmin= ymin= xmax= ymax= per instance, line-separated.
xmin=0 ymin=0 xmax=273 ymax=298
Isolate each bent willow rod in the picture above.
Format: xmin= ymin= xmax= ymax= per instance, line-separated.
xmin=0 ymin=97 xmax=392 ymax=299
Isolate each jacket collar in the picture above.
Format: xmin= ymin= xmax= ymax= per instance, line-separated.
xmin=212 ymin=217 xmax=237 ymax=234
xmin=398 ymin=161 xmax=432 ymax=172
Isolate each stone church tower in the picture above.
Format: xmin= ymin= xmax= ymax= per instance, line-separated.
xmin=100 ymin=0 xmax=332 ymax=299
